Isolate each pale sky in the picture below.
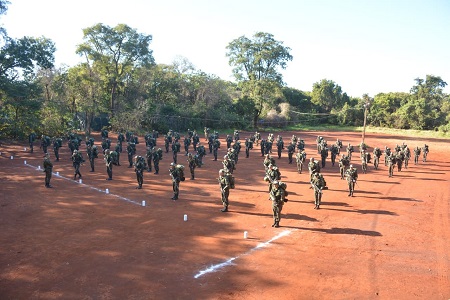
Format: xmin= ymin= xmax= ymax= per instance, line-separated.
xmin=2 ymin=0 xmax=450 ymax=97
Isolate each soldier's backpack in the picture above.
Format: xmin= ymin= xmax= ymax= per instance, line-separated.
xmin=156 ymin=148 xmax=163 ymax=160
xmin=176 ymin=164 xmax=185 ymax=181
xmin=279 ymin=181 xmax=288 ymax=197
xmin=225 ymin=172 xmax=235 ymax=189
xmin=133 ymin=136 xmax=139 ymax=144
xmin=92 ymin=146 xmax=99 ymax=158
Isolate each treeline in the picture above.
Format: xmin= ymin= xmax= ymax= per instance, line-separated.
xmin=0 ymin=3 xmax=449 ymax=139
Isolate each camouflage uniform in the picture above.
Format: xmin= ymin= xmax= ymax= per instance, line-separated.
xmin=345 ymin=166 xmax=358 ymax=196
xmin=43 ymin=154 xmax=53 ymax=188
xmin=71 ymin=150 xmax=84 ymax=180
xmin=218 ymin=169 xmax=230 ymax=212
xmin=269 ymin=181 xmax=285 ymax=228
xmin=134 ymin=156 xmax=147 ymax=189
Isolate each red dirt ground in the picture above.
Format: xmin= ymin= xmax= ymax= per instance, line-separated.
xmin=0 ymin=130 xmax=449 ymax=300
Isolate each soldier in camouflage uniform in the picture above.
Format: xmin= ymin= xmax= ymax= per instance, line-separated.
xmin=311 ymin=172 xmax=325 ymax=209
xmin=212 ymin=138 xmax=220 ymax=161
xmin=87 ymin=144 xmax=98 ymax=172
xmin=218 ymin=169 xmax=231 ymax=212
xmin=127 ymin=142 xmax=136 ymax=168
xmin=338 ymin=154 xmax=350 ymax=180
xmin=53 ymin=137 xmax=62 ymax=161
xmin=276 ymin=135 xmax=284 ymax=159
xmin=187 ymin=153 xmax=196 ymax=180
xmin=28 ymin=132 xmax=36 ymax=153
xmin=413 ymin=146 xmax=421 ymax=165
xmin=104 ymin=149 xmax=113 ymax=180
xmin=153 ymin=148 xmax=163 ymax=174
xmin=169 ymin=163 xmax=183 ymax=200
xmin=146 ymin=146 xmax=154 ymax=172
xmin=373 ymin=147 xmax=382 ymax=170
xmin=245 ymin=138 xmax=253 ymax=158
xmin=330 ymin=143 xmax=339 ymax=167
xmin=226 ymin=134 xmax=233 ymax=149
xmin=183 ymin=135 xmax=191 ymax=155
xmin=295 ymin=149 xmax=307 ymax=174
xmin=43 ymin=153 xmax=53 ymax=188
xmin=269 ymin=181 xmax=286 ymax=228
xmin=71 ymin=150 xmax=84 ymax=180
xmin=284 ymin=142 xmax=293 ymax=164
xmin=345 ymin=165 xmax=358 ymax=197
xmin=388 ymin=153 xmax=396 ymax=178
xmin=196 ymin=143 xmax=206 ymax=167
xmin=134 ymin=155 xmax=147 ymax=189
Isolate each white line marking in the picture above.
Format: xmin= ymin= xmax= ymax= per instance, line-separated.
xmin=25 ymin=163 xmax=141 ymax=206
xmin=194 ymin=229 xmax=292 ymax=279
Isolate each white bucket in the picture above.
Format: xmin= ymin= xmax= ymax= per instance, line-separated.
xmin=184 ymin=214 xmax=188 ymax=221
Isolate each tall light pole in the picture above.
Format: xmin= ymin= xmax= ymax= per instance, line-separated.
xmin=362 ymin=95 xmax=371 ymax=144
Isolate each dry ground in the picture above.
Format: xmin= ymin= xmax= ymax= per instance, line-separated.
xmin=0 ymin=130 xmax=449 ymax=300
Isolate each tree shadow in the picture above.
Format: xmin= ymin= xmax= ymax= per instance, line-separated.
xmin=285 ymin=226 xmax=382 ymax=236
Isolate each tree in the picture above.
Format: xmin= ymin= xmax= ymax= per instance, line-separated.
xmin=226 ymin=32 xmax=292 ymax=128
xmin=76 ymin=23 xmax=155 ymax=116
xmin=310 ymin=79 xmax=348 ymax=113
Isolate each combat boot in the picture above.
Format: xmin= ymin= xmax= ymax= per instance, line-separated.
xmin=274 ymin=222 xmax=280 ymax=228
xmin=220 ymin=207 xmax=228 ymax=212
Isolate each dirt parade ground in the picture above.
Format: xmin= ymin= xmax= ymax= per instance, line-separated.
xmin=0 ymin=130 xmax=449 ymax=299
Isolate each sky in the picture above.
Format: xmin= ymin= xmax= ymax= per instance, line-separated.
xmin=2 ymin=0 xmax=450 ymax=97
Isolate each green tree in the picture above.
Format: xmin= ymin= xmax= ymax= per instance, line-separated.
xmin=76 ymin=23 xmax=154 ymax=116
xmin=310 ymin=79 xmax=349 ymax=113
xmin=226 ymin=32 xmax=292 ymax=128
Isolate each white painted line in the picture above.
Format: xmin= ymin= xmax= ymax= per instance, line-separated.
xmin=194 ymin=229 xmax=292 ymax=279
xmin=24 ymin=163 xmax=141 ymax=206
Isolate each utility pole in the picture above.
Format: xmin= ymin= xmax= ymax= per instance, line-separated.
xmin=361 ymin=95 xmax=371 ymax=144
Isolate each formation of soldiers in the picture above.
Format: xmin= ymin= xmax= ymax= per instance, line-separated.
xmin=33 ymin=129 xmax=430 ymax=227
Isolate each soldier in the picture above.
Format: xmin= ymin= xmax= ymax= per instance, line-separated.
xmin=192 ymin=132 xmax=200 ymax=151
xmin=296 ymin=138 xmax=305 ymax=151
xmin=311 ymin=172 xmax=325 ymax=209
xmin=87 ymin=144 xmax=98 ymax=172
xmin=265 ymin=134 xmax=273 ymax=154
xmin=265 ymin=164 xmax=281 ymax=193
xmin=403 ymin=146 xmax=411 ymax=169
xmin=196 ymin=143 xmax=206 ymax=167
xmin=71 ymin=149 xmax=84 ymax=180
xmin=361 ymin=150 xmax=368 ymax=174
xmin=263 ymin=154 xmax=276 ymax=172
xmin=345 ymin=165 xmax=358 ymax=197
xmin=316 ymin=136 xmax=323 ymax=153
xmin=218 ymin=169 xmax=231 ymax=212
xmin=146 ymin=146 xmax=153 ymax=172
xmin=254 ymin=131 xmax=261 ymax=146
xmin=169 ymin=162 xmax=183 ymax=200
xmin=295 ymin=149 xmax=306 ymax=174
xmin=388 ymin=153 xmax=396 ymax=178
xmin=284 ymin=142 xmax=294 ymax=164
xmin=187 ymin=153 xmax=196 ymax=180
xmin=164 ymin=135 xmax=170 ymax=153
xmin=422 ymin=144 xmax=429 ymax=162
xmin=373 ymin=147 xmax=382 ymax=170
xmin=113 ymin=143 xmax=121 ymax=166
xmin=183 ymin=135 xmax=191 ymax=155
xmin=204 ymin=127 xmax=210 ymax=141
xmin=104 ymin=149 xmax=113 ymax=180
xmin=43 ymin=153 xmax=53 ymax=188
xmin=338 ymin=154 xmax=349 ymax=180
xmin=28 ymin=132 xmax=36 ymax=153
xmin=212 ymin=138 xmax=220 ymax=161
xmin=384 ymin=146 xmax=391 ymax=166
xmin=330 ymin=144 xmax=338 ymax=166
xmin=395 ymin=150 xmax=404 ymax=172
xmin=226 ymin=134 xmax=233 ymax=149
xmin=320 ymin=145 xmax=328 ymax=168
xmin=134 ymin=155 xmax=147 ymax=189
xmin=233 ymin=130 xmax=240 ymax=142
xmin=291 ymin=134 xmax=298 ymax=146
xmin=308 ymin=157 xmax=320 ymax=181
xmin=53 ymin=137 xmax=62 ymax=161
xmin=269 ymin=181 xmax=286 ymax=228
xmin=127 ymin=142 xmax=136 ymax=168
xmin=172 ymin=138 xmax=181 ymax=163
xmin=260 ymin=139 xmax=266 ymax=157
xmin=359 ymin=141 xmax=368 ymax=153
xmin=276 ymin=136 xmax=284 ymax=159
xmin=117 ymin=132 xmax=125 ymax=152
xmin=101 ymin=128 xmax=109 ymax=139
xmin=153 ymin=147 xmax=163 ymax=174
xmin=346 ymin=143 xmax=354 ymax=161
xmin=335 ymin=138 xmax=343 ymax=154
xmin=245 ymin=138 xmax=253 ymax=158
xmin=232 ymin=141 xmax=241 ymax=164
xmin=222 ymin=155 xmax=234 ymax=174
xmin=41 ymin=135 xmax=51 ymax=154
xmin=413 ymin=146 xmax=421 ymax=165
